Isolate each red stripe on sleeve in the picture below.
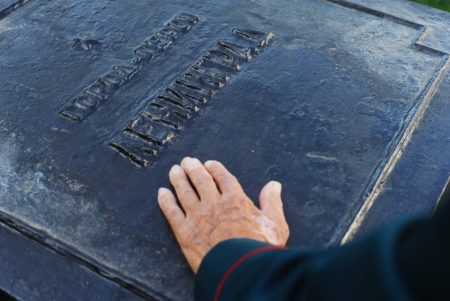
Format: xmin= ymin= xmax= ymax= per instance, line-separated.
xmin=213 ymin=244 xmax=285 ymax=301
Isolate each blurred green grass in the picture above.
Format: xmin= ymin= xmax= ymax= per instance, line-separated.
xmin=411 ymin=0 xmax=450 ymax=12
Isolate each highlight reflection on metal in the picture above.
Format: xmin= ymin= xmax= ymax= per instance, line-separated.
xmin=325 ymin=0 xmax=450 ymax=245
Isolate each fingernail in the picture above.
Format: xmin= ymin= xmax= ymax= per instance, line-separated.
xmin=158 ymin=187 xmax=167 ymax=196
xmin=158 ymin=188 xmax=164 ymax=202
xmin=182 ymin=157 xmax=197 ymax=170
xmin=158 ymin=187 xmax=169 ymax=198
xmin=204 ymin=160 xmax=214 ymax=167
xmin=170 ymin=165 xmax=182 ymax=175
xmin=272 ymin=181 xmax=282 ymax=193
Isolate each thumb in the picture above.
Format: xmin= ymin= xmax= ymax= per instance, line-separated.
xmin=259 ymin=181 xmax=284 ymax=216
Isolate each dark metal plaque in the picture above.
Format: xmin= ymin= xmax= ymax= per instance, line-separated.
xmin=1 ymin=0 xmax=449 ymax=299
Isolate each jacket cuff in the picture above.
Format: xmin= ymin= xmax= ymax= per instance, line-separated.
xmin=195 ymin=238 xmax=283 ymax=301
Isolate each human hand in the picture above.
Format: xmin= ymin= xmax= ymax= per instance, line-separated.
xmin=157 ymin=157 xmax=290 ymax=273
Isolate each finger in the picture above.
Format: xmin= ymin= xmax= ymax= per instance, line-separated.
xmin=181 ymin=157 xmax=220 ymax=201
xmin=169 ymin=164 xmax=199 ymax=211
xmin=158 ymin=187 xmax=185 ymax=231
xmin=259 ymin=181 xmax=285 ymax=217
xmin=204 ymin=160 xmax=242 ymax=194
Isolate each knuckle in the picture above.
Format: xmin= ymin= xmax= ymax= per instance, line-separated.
xmin=168 ymin=208 xmax=179 ymax=217
xmin=194 ymin=174 xmax=213 ymax=186
xmin=226 ymin=191 xmax=244 ymax=201
xmin=220 ymin=173 xmax=235 ymax=183
xmin=220 ymin=176 xmax=240 ymax=189
xmin=181 ymin=188 xmax=195 ymax=197
xmin=193 ymin=178 xmax=207 ymax=188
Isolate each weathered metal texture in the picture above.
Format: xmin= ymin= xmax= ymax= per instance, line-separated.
xmin=0 ymin=0 xmax=449 ymax=300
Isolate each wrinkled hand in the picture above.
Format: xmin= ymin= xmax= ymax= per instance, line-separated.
xmin=157 ymin=157 xmax=290 ymax=273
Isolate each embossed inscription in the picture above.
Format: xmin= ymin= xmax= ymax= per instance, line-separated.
xmin=59 ymin=13 xmax=199 ymax=122
xmin=110 ymin=28 xmax=275 ymax=167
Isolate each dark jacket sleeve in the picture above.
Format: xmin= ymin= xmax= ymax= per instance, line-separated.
xmin=195 ymin=194 xmax=450 ymax=301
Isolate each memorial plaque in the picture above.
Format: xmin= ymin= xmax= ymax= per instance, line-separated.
xmin=1 ymin=0 xmax=450 ymax=299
